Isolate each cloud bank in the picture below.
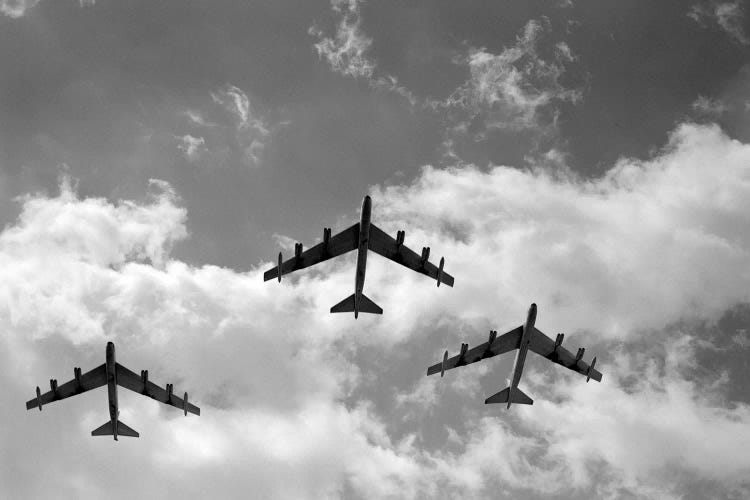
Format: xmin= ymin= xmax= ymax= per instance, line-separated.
xmin=1 ymin=122 xmax=749 ymax=499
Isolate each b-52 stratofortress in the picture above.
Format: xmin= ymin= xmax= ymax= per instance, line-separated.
xmin=26 ymin=342 xmax=200 ymax=440
xmin=264 ymin=195 xmax=454 ymax=317
xmin=427 ymin=303 xmax=602 ymax=407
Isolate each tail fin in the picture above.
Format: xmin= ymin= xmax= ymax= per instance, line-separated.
xmin=484 ymin=387 xmax=534 ymax=406
xmin=91 ymin=420 xmax=139 ymax=438
xmin=330 ymin=293 xmax=383 ymax=315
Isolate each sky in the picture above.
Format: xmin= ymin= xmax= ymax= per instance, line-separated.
xmin=1 ymin=0 xmax=750 ymax=498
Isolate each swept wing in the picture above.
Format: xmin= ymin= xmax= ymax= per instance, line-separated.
xmin=528 ymin=329 xmax=603 ymax=382
xmin=263 ymin=224 xmax=359 ymax=282
xmin=368 ymin=224 xmax=454 ymax=286
xmin=115 ymin=363 xmax=201 ymax=416
xmin=25 ymin=364 xmax=107 ymax=410
xmin=426 ymin=326 xmax=523 ymax=376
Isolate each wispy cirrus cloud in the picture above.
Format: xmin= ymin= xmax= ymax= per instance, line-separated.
xmin=176 ymin=135 xmax=206 ymax=162
xmin=210 ymin=84 xmax=270 ymax=167
xmin=440 ymin=19 xmax=581 ymax=134
xmin=692 ymin=95 xmax=728 ymax=116
xmin=1 ymin=0 xmax=93 ymax=18
xmin=689 ymin=1 xmax=749 ymax=45
xmin=310 ymin=0 xmax=415 ymax=103
xmin=175 ymin=84 xmax=272 ymax=168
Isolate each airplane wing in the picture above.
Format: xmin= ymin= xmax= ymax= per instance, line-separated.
xmin=368 ymin=224 xmax=455 ymax=286
xmin=426 ymin=326 xmax=523 ymax=376
xmin=25 ymin=364 xmax=107 ymax=410
xmin=115 ymin=363 xmax=201 ymax=416
xmin=263 ymin=224 xmax=360 ymax=281
xmin=528 ymin=328 xmax=603 ymax=382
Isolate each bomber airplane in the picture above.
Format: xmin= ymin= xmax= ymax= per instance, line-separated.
xmin=264 ymin=195 xmax=454 ymax=317
xmin=26 ymin=342 xmax=200 ymax=440
xmin=427 ymin=303 xmax=602 ymax=408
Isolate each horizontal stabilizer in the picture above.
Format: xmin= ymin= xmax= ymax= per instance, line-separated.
xmin=91 ymin=420 xmax=139 ymax=438
xmin=330 ymin=293 xmax=383 ymax=315
xmin=330 ymin=294 xmax=356 ymax=313
xmin=358 ymin=293 xmax=383 ymax=314
xmin=117 ymin=420 xmax=139 ymax=437
xmin=91 ymin=420 xmax=114 ymax=437
xmin=485 ymin=387 xmax=534 ymax=406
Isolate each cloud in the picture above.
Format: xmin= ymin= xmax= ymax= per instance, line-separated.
xmin=311 ymin=0 xmax=375 ymax=80
xmin=1 ymin=0 xmax=93 ymax=18
xmin=176 ymin=85 xmax=272 ymax=168
xmin=0 ymin=0 xmax=40 ymax=18
xmin=310 ymin=0 xmax=415 ymax=103
xmin=372 ymin=123 xmax=750 ymax=339
xmin=692 ymin=95 xmax=728 ymax=116
xmin=3 ymin=121 xmax=750 ymax=498
xmin=689 ymin=1 xmax=749 ymax=45
xmin=176 ymin=135 xmax=206 ymax=161
xmin=440 ymin=19 xmax=581 ymax=133
xmin=209 ymin=84 xmax=270 ymax=167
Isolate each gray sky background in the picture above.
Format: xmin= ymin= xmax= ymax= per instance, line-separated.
xmin=1 ymin=1 xmax=749 ymax=499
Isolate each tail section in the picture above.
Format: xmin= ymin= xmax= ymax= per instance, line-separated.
xmin=91 ymin=419 xmax=139 ymax=439
xmin=330 ymin=293 xmax=383 ymax=316
xmin=484 ymin=387 xmax=534 ymax=407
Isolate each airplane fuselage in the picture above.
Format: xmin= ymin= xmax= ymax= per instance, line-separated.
xmin=353 ymin=195 xmax=372 ymax=318
xmin=507 ymin=303 xmax=537 ymax=408
xmin=105 ymin=342 xmax=119 ymax=440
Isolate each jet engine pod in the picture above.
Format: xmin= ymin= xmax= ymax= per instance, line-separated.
xmin=140 ymin=370 xmax=149 ymax=392
xmin=457 ymin=342 xmax=469 ymax=364
xmin=166 ymin=383 xmax=174 ymax=401
xmin=436 ymin=257 xmax=445 ymax=287
xmin=277 ymin=252 xmax=283 ymax=282
xmin=420 ymin=247 xmax=430 ymax=266
xmin=483 ymin=330 xmax=497 ymax=358
xmin=575 ymin=347 xmax=585 ymax=363
xmin=586 ymin=357 xmax=597 ymax=383
xmin=396 ymin=230 xmax=405 ymax=247
xmin=36 ymin=386 xmax=42 ymax=411
xmin=294 ymin=243 xmax=303 ymax=258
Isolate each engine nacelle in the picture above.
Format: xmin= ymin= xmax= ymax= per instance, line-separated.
xmin=49 ymin=379 xmax=58 ymax=394
xmin=436 ymin=257 xmax=445 ymax=287
xmin=555 ymin=333 xmax=564 ymax=349
xmin=396 ymin=230 xmax=405 ymax=247
xmin=575 ymin=347 xmax=585 ymax=363
xmin=36 ymin=386 xmax=42 ymax=411
xmin=74 ymin=367 xmax=82 ymax=390
xmin=323 ymin=227 xmax=331 ymax=245
xmin=586 ymin=357 xmax=597 ymax=383
xmin=183 ymin=392 xmax=189 ymax=416
xmin=294 ymin=242 xmax=303 ymax=258
xmin=277 ymin=252 xmax=283 ymax=283
xmin=483 ymin=330 xmax=498 ymax=358
xmin=440 ymin=350 xmax=448 ymax=377
xmin=141 ymin=370 xmax=149 ymax=392
xmin=457 ymin=342 xmax=468 ymax=364
xmin=420 ymin=247 xmax=430 ymax=266
xmin=166 ymin=383 xmax=174 ymax=401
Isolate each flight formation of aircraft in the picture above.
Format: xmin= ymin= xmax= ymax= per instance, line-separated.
xmin=26 ymin=196 xmax=602 ymax=440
